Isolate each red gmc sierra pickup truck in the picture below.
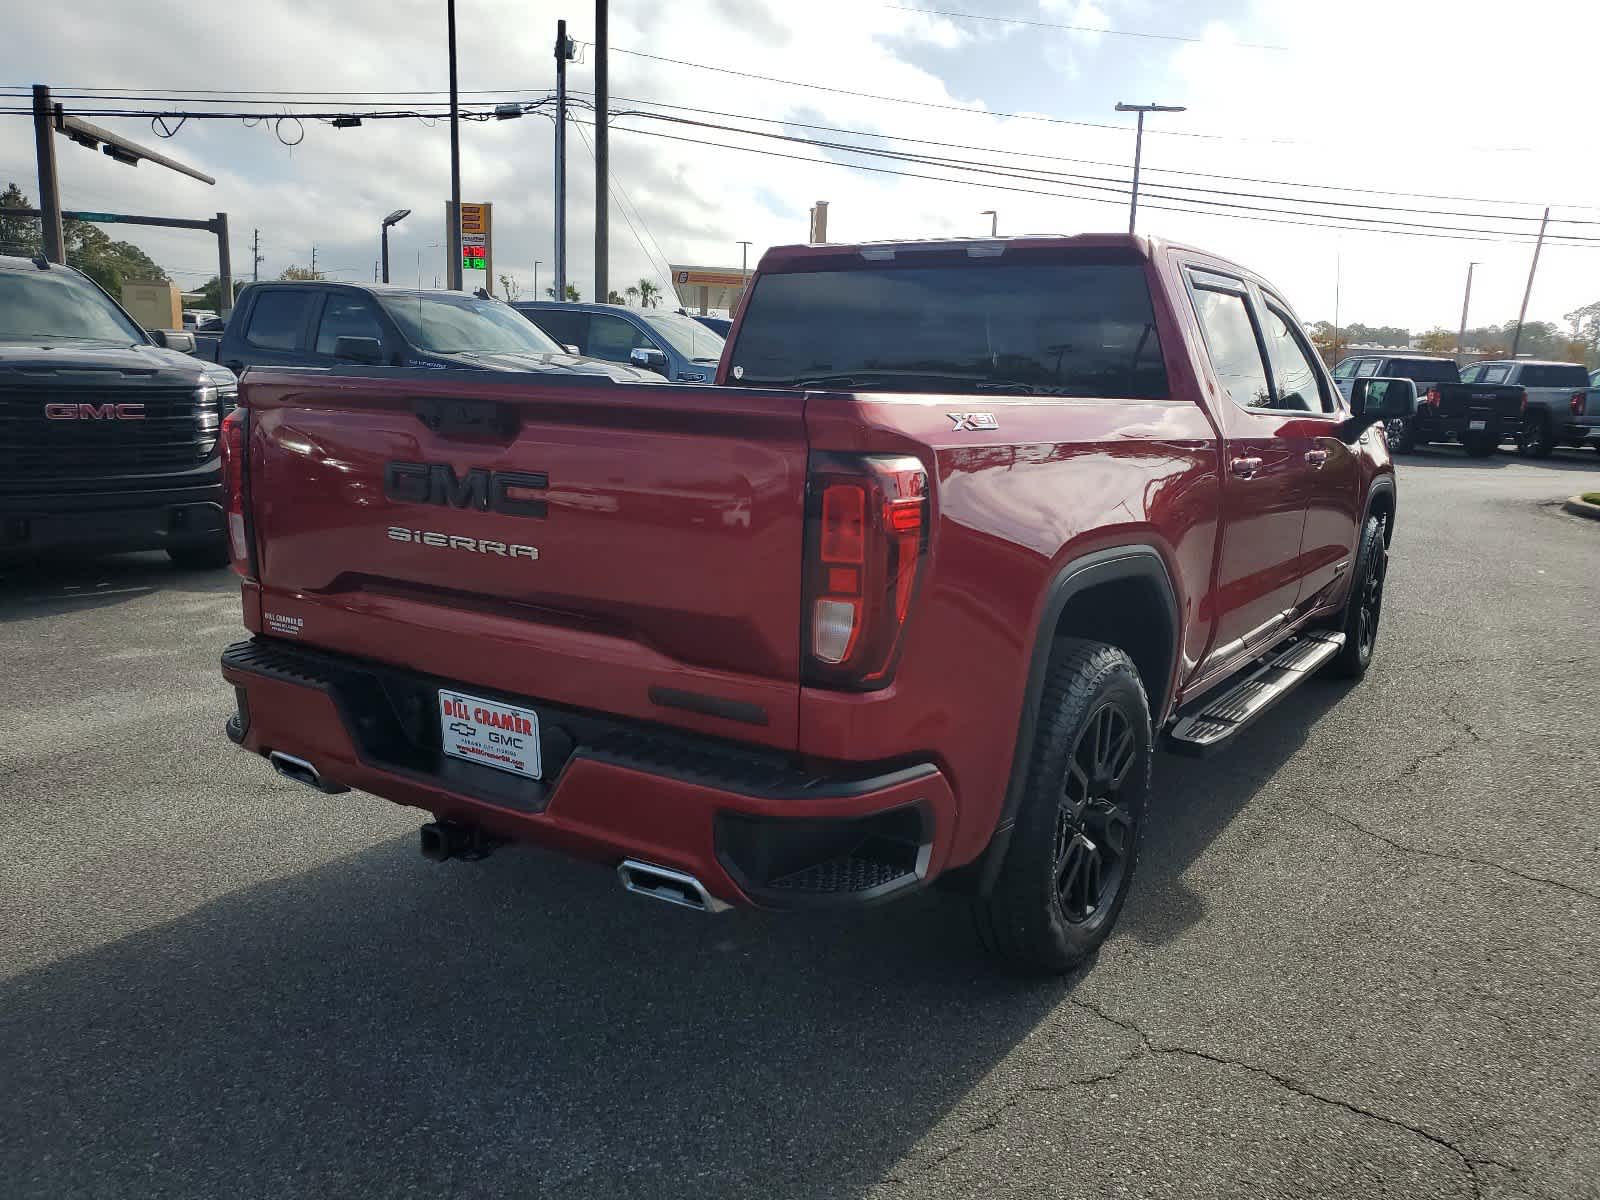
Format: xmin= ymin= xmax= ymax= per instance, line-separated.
xmin=219 ymin=234 xmax=1397 ymax=973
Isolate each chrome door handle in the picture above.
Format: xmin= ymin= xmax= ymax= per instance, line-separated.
xmin=1305 ymin=449 xmax=1329 ymax=468
xmin=1230 ymin=456 xmax=1263 ymax=479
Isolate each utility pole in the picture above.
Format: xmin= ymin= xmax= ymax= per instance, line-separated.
xmin=1456 ymin=261 xmax=1480 ymax=357
xmin=980 ymin=209 xmax=997 ymax=237
xmin=1114 ymin=101 xmax=1185 ymax=235
xmin=594 ymin=0 xmax=609 ymax=304
xmin=311 ymin=244 xmax=318 ymax=278
xmin=31 ymin=85 xmax=64 ymax=264
xmin=215 ymin=212 xmax=233 ymax=319
xmin=447 ymin=0 xmax=462 ymax=290
xmin=809 ymin=200 xmax=828 ymax=243
xmin=534 ymin=260 xmax=541 ymax=299
xmin=1511 ymin=208 xmax=1550 ymax=359
xmin=554 ymin=20 xmax=572 ymax=300
xmin=252 ymin=227 xmax=262 ymax=282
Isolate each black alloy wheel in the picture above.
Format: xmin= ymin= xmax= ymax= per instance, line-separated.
xmin=1053 ymin=703 xmax=1137 ymax=924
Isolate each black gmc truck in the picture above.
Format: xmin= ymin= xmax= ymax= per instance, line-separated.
xmin=0 ymin=255 xmax=238 ymax=567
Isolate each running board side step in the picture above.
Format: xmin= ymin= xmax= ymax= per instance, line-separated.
xmin=1164 ymin=631 xmax=1345 ymax=757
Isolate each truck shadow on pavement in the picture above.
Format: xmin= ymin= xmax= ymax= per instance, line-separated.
xmin=1395 ymin=448 xmax=1600 ymax=473
xmin=0 ymin=681 xmax=1356 ymax=1200
xmin=0 ymin=552 xmax=234 ymax=622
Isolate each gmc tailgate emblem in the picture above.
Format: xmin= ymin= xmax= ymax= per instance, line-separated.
xmin=384 ymin=461 xmax=549 ymax=518
xmin=45 ymin=402 xmax=146 ymax=420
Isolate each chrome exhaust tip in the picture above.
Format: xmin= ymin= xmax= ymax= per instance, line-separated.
xmin=617 ymin=859 xmax=731 ymax=913
xmin=267 ymin=750 xmax=348 ymax=795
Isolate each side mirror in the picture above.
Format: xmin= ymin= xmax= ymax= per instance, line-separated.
xmin=564 ymin=344 xmax=582 ymax=355
xmin=1344 ymin=376 xmax=1415 ymax=441
xmin=334 ymin=336 xmax=385 ymax=365
xmin=149 ymin=329 xmax=196 ymax=353
xmin=630 ymin=346 xmax=669 ymax=375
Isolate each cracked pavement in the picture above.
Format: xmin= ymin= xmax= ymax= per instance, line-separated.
xmin=2 ymin=449 xmax=1598 ymax=1198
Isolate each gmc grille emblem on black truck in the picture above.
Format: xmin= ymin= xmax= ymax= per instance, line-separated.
xmin=383 ymin=461 xmax=549 ymax=518
xmin=45 ymin=402 xmax=146 ymax=420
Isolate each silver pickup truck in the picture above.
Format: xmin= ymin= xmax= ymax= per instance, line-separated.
xmin=1461 ymin=359 xmax=1599 ymax=456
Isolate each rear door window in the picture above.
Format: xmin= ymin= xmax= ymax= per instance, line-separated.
xmin=727 ymin=259 xmax=1168 ymax=397
xmin=245 ymin=291 xmax=313 ymax=351
xmin=524 ymin=308 xmax=587 ymax=351
xmin=1191 ymin=284 xmax=1272 ymax=410
xmin=314 ymin=295 xmax=385 ymax=356
xmin=1480 ymin=365 xmax=1511 ymax=384
xmin=1388 ymin=358 xmax=1458 ymax=384
xmin=587 ymin=313 xmax=657 ymax=363
xmin=1354 ymin=359 xmax=1380 ymax=378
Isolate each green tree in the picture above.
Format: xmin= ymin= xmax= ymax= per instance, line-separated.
xmin=1415 ymin=328 xmax=1456 ymax=354
xmin=606 ymin=289 xmax=625 ymax=304
xmin=636 ymin=278 xmax=659 ymax=309
xmin=1 ymin=182 xmax=167 ymax=292
xmin=544 ymin=282 xmax=580 ymax=301
xmin=1 ymin=182 xmax=37 ymax=256
xmin=498 ymin=273 xmax=523 ymax=301
xmin=188 ymin=275 xmax=243 ymax=312
xmin=1563 ymin=300 xmax=1600 ymax=367
xmin=279 ymin=264 xmax=322 ymax=281
xmin=624 ymin=284 xmax=640 ymax=306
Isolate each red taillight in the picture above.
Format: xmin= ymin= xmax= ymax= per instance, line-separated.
xmin=803 ymin=454 xmax=929 ymax=689
xmin=1572 ymin=392 xmax=1586 ymax=415
xmin=219 ymin=407 xmax=254 ymax=576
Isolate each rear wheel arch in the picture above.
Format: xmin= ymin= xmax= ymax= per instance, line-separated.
xmin=964 ymin=545 xmax=1180 ymax=894
xmin=1366 ymin=478 xmax=1397 ymax=546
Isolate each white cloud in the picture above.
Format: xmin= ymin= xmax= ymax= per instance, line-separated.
xmin=4 ymin=0 xmax=1599 ymax=333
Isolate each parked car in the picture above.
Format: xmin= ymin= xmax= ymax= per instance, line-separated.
xmin=1459 ymin=359 xmax=1595 ymax=457
xmin=513 ymin=301 xmax=725 ymax=383
xmin=219 ymin=232 xmax=1396 ymax=974
xmin=181 ymin=309 xmax=218 ymax=331
xmin=1333 ymin=353 xmax=1521 ymax=455
xmin=215 ymin=283 xmax=656 ymax=381
xmin=0 ymin=255 xmax=236 ymax=566
xmin=691 ymin=314 xmax=733 ymax=337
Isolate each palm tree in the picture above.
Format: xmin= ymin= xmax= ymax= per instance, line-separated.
xmin=606 ymin=290 xmax=625 ymax=304
xmin=637 ymin=278 xmax=660 ymax=309
xmin=625 ymin=285 xmax=640 ymax=306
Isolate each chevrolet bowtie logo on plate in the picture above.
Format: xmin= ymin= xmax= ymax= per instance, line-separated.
xmin=948 ymin=412 xmax=999 ymax=431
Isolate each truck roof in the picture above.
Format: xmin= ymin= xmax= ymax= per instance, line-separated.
xmin=1471 ymin=357 xmax=1586 ymax=367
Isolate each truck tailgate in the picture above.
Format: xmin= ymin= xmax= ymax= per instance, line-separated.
xmin=1437 ymin=383 xmax=1523 ymax=422
xmin=241 ymin=370 xmax=808 ymax=748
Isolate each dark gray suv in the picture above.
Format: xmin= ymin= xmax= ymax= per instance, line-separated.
xmin=514 ymin=302 xmax=725 ymax=383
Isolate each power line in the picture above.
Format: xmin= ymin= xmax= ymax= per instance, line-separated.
xmin=580 ymin=87 xmax=1600 ymax=214
xmin=599 ymin=104 xmax=1599 ymax=232
xmin=879 ymin=4 xmax=1290 ymax=51
xmin=573 ymin=120 xmax=674 ymax=294
xmin=573 ymin=117 xmax=1600 ymax=249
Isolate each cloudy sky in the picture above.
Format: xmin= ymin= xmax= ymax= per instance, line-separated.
xmin=5 ymin=0 xmax=1599 ymax=332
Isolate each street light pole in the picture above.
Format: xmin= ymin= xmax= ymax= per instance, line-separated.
xmin=446 ymin=0 xmax=462 ymax=290
xmin=980 ymin=209 xmax=997 ymax=237
xmin=534 ymin=260 xmax=542 ymax=299
xmin=737 ymin=240 xmax=752 ymax=277
xmin=1456 ymin=261 xmax=1480 ymax=357
xmin=381 ymin=208 xmax=411 ymax=284
xmin=1114 ymin=102 xmax=1185 ymax=235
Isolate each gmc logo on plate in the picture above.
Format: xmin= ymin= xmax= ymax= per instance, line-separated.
xmin=45 ymin=402 xmax=146 ymax=420
xmin=384 ymin=461 xmax=549 ymax=518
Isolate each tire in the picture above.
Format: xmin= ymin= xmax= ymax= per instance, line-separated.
xmin=1462 ymin=432 xmax=1497 ymax=458
xmin=1385 ymin=418 xmax=1416 ymax=454
xmin=167 ymin=538 xmax=230 ymax=569
xmin=974 ymin=639 xmax=1151 ymax=975
xmin=1325 ymin=515 xmax=1388 ymax=679
xmin=1519 ymin=413 xmax=1555 ymax=458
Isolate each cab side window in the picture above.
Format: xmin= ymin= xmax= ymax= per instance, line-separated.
xmin=1191 ymin=283 xmax=1272 ymax=411
xmin=1354 ymin=359 xmax=1380 ymax=379
xmin=586 ymin=313 xmax=658 ymax=363
xmin=315 ymin=296 xmax=385 ymax=356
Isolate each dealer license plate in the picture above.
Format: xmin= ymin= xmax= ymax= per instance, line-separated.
xmin=438 ymin=688 xmax=542 ymax=779
xmin=1469 ymin=419 xmax=1487 ymax=431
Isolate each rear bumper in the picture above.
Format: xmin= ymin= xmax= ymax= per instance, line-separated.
xmin=220 ymin=637 xmax=956 ymax=909
xmin=1559 ymin=421 xmax=1600 ymax=442
xmin=1413 ymin=412 xmax=1515 ymax=441
xmin=0 ymin=481 xmax=223 ymax=557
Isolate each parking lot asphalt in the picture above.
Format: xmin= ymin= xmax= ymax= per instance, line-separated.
xmin=2 ymin=446 xmax=1597 ymax=1200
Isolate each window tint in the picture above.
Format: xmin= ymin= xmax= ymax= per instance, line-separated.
xmin=315 ymin=295 xmax=385 ymax=356
xmin=1260 ymin=304 xmax=1331 ymax=412
xmin=727 ymin=261 xmax=1168 ymax=397
xmin=587 ymin=313 xmax=656 ymax=362
xmin=1332 ymin=358 xmax=1356 ymax=379
xmin=1459 ymin=364 xmax=1483 ymax=382
xmin=1388 ymin=358 xmax=1458 ymax=383
xmin=246 ymin=291 xmax=311 ymax=350
xmin=377 ymin=294 xmax=562 ymax=355
xmin=639 ymin=310 xmax=724 ymax=362
xmin=1480 ymin=365 xmax=1510 ymax=384
xmin=1519 ymin=364 xmax=1590 ymax=388
xmin=524 ymin=308 xmax=587 ymax=350
xmin=1354 ymin=359 xmax=1380 ymax=378
xmin=1192 ymin=287 xmax=1271 ymax=409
